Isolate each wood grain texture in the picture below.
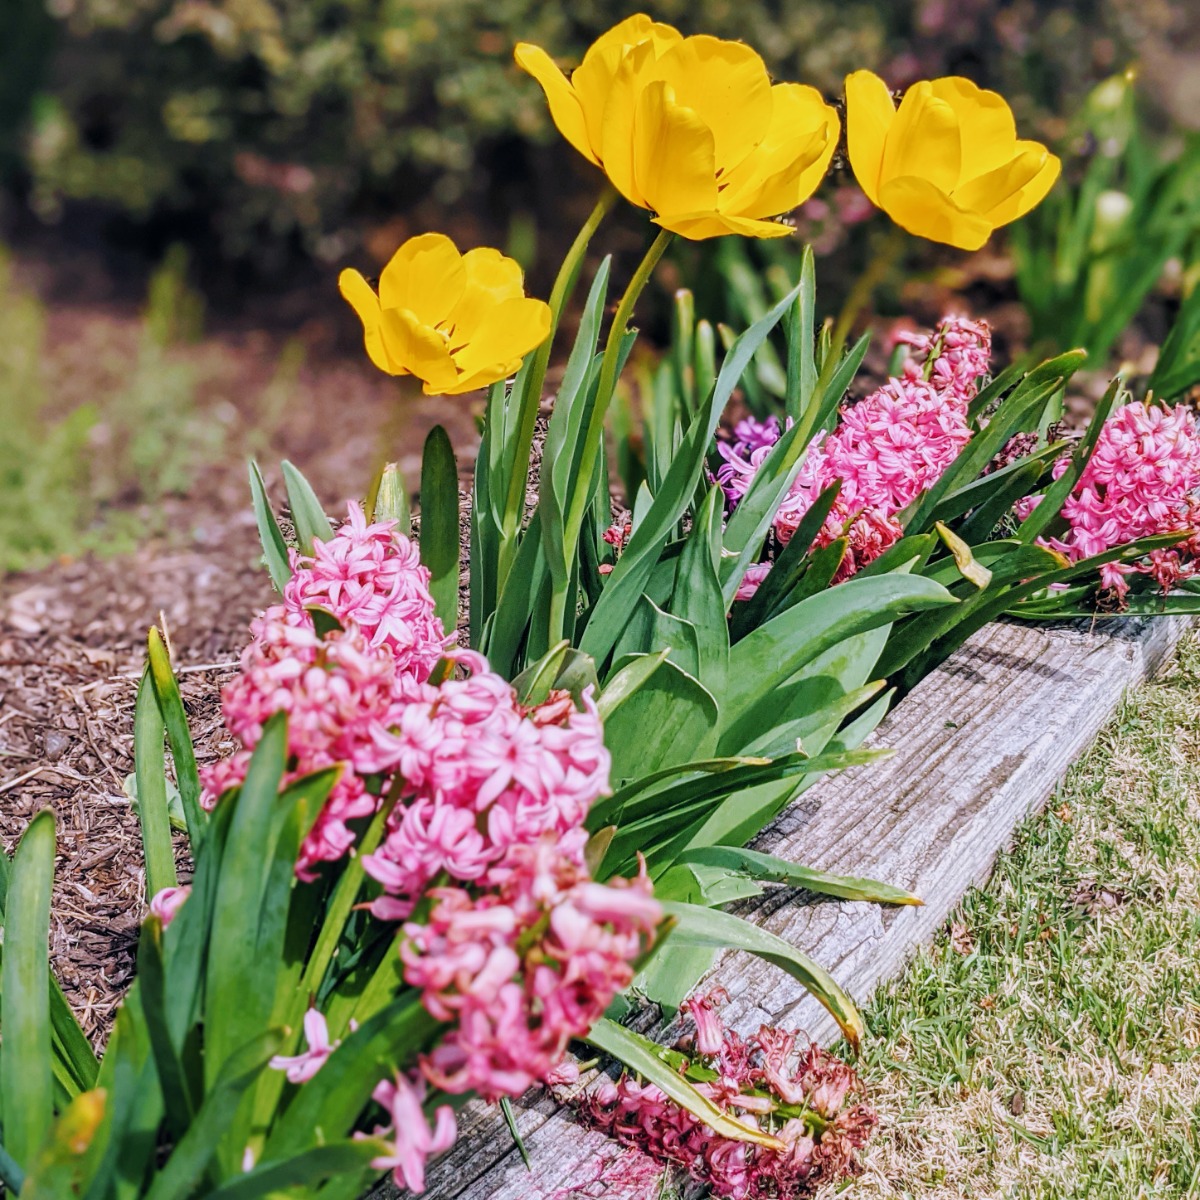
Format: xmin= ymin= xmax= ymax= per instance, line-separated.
xmin=376 ymin=614 xmax=1191 ymax=1200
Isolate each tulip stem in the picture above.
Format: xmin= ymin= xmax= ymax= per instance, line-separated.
xmin=829 ymin=223 xmax=906 ymax=359
xmin=497 ymin=186 xmax=619 ymax=590
xmin=551 ymin=227 xmax=674 ymax=644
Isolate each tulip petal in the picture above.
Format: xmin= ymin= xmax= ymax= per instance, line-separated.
xmin=878 ymin=176 xmax=993 ymax=250
xmin=573 ymin=17 xmax=681 ymax=156
xmin=449 ymin=248 xmax=529 ymax=339
xmin=514 ymin=43 xmax=598 ymax=165
xmin=338 ymin=269 xmax=400 ymax=375
xmin=845 ymin=69 xmax=896 ymax=206
xmin=449 ymin=296 xmax=551 ymax=386
xmin=647 ymin=36 xmax=774 ymax=177
xmin=977 ymin=144 xmax=1062 ymax=228
xmin=930 ymin=76 xmax=1018 ymax=181
xmin=599 ymin=39 xmax=666 ymax=208
xmin=653 ymin=211 xmax=794 ymax=240
xmin=379 ymin=233 xmax=466 ymax=329
xmin=954 ymin=143 xmax=1051 ymax=221
xmin=381 ymin=307 xmax=459 ymax=392
xmin=882 ymin=83 xmax=962 ymax=194
xmin=632 ymin=80 xmax=719 ymax=224
xmin=721 ymin=84 xmax=839 ymax=219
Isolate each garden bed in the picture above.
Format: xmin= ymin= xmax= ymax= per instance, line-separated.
xmin=391 ymin=610 xmax=1193 ymax=1200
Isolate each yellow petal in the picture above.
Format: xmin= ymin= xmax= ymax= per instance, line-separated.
xmin=881 ymin=82 xmax=962 ymax=193
xmin=598 ymin=39 xmax=666 ymax=208
xmin=378 ymin=233 xmax=466 ymax=328
xmin=380 ymin=307 xmax=459 ymax=392
xmin=719 ymin=85 xmax=839 ymax=219
xmin=844 ymin=69 xmax=895 ymax=206
xmin=647 ymin=35 xmax=774 ymax=177
xmin=338 ymin=268 xmax=401 ymax=375
xmin=930 ymin=76 xmax=1018 ymax=182
xmin=878 ymin=176 xmax=994 ymax=250
xmin=653 ymin=210 xmax=795 ymax=240
xmin=976 ymin=144 xmax=1061 ymax=228
xmin=449 ymin=247 xmax=528 ymax=338
xmin=448 ymin=296 xmax=551 ymax=385
xmin=632 ymin=80 xmax=719 ymax=221
xmin=953 ymin=143 xmax=1050 ymax=218
xmin=514 ymin=43 xmax=598 ymax=165
xmin=573 ymin=16 xmax=681 ymax=155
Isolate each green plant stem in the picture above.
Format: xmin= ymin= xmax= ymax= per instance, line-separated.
xmin=551 ymin=227 xmax=674 ymax=642
xmin=497 ymin=186 xmax=619 ymax=589
xmin=829 ymin=223 xmax=905 ymax=360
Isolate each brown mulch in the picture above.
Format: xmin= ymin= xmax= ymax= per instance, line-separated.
xmin=0 ymin=510 xmax=273 ymax=1044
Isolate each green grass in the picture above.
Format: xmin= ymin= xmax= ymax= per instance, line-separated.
xmin=821 ymin=635 xmax=1200 ymax=1199
xmin=0 ymin=246 xmax=219 ymax=576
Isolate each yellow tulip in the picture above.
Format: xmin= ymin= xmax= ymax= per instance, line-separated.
xmin=339 ymin=234 xmax=551 ymax=395
xmin=845 ymin=70 xmax=1061 ymax=251
xmin=516 ymin=15 xmax=839 ymax=240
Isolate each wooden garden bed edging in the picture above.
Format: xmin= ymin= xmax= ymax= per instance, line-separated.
xmin=383 ymin=613 xmax=1192 ymax=1200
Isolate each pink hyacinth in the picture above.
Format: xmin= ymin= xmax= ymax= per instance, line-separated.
xmin=269 ymin=1008 xmax=342 ymax=1084
xmin=401 ymin=837 xmax=660 ymax=1102
xmin=361 ymin=656 xmax=611 ymax=919
xmin=582 ymin=994 xmax=876 ymax=1199
xmin=148 ymin=885 xmax=189 ymax=929
xmin=201 ymin=502 xmax=450 ymax=877
xmin=718 ymin=316 xmax=985 ymax=594
xmin=358 ymin=1071 xmax=457 ymax=1193
xmin=1019 ymin=400 xmax=1200 ymax=598
xmin=284 ymin=501 xmax=450 ymax=678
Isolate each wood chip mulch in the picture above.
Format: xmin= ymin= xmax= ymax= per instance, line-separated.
xmin=0 ymin=512 xmax=274 ymax=1046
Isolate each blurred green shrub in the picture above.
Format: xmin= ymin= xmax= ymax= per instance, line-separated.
xmin=0 ymin=248 xmax=219 ymax=574
xmin=13 ymin=0 xmax=1133 ymax=269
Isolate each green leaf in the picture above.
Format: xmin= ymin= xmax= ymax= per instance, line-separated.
xmin=595 ymin=649 xmax=669 ymax=722
xmin=203 ymin=1142 xmax=386 ymax=1200
xmin=370 ymin=462 xmax=410 ymax=530
xmin=511 ymin=640 xmax=572 ymax=707
xmin=676 ymin=845 xmax=922 ymax=905
xmin=142 ymin=1030 xmax=286 ymax=1200
xmin=248 ymin=462 xmax=290 ymax=591
xmin=611 ymin=597 xmax=701 ymax=679
xmin=146 ymin=627 xmax=206 ymax=849
xmin=419 ymin=425 xmax=460 ymax=630
xmin=784 ymin=246 xmax=817 ymax=422
xmin=670 ymin=485 xmax=729 ymax=697
xmin=281 ymin=460 xmax=334 ymax=553
xmin=603 ymin=657 xmax=718 ymax=783
xmin=584 ymin=1019 xmax=786 ymax=1150
xmin=722 ymin=573 xmax=954 ymax=734
xmin=1150 ymin=283 xmax=1200 ymax=401
xmin=658 ymin=900 xmax=865 ymax=1048
xmin=133 ymin=671 xmax=178 ymax=897
xmin=17 ymin=1089 xmax=107 ymax=1200
xmin=1 ymin=810 xmax=57 ymax=1165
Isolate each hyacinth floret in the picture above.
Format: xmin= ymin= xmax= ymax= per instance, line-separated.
xmin=1018 ymin=400 xmax=1200 ymax=598
xmin=401 ymin=837 xmax=660 ymax=1103
xmin=717 ymin=316 xmax=988 ymax=595
xmin=583 ymin=993 xmax=876 ymax=1199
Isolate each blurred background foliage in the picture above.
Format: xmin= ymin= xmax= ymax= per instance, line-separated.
xmin=2 ymin=0 xmax=1197 ymax=285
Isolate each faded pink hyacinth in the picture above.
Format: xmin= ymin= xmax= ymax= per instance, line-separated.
xmin=1018 ymin=401 xmax=1200 ymax=598
xmin=358 ymin=1071 xmax=457 ymax=1193
xmin=583 ymin=993 xmax=876 ymax=1199
xmin=402 ymin=837 xmax=660 ymax=1103
xmin=148 ymin=885 xmax=189 ymax=929
xmin=718 ymin=316 xmax=987 ymax=596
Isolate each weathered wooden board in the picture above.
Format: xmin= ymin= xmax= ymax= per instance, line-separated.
xmin=378 ymin=614 xmax=1191 ymax=1200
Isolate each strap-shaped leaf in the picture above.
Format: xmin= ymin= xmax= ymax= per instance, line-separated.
xmin=1 ymin=810 xmax=57 ymax=1165
xmin=658 ymin=900 xmax=865 ymax=1048
xmin=248 ymin=461 xmax=290 ymax=591
xmin=584 ymin=1018 xmax=785 ymax=1149
xmin=203 ymin=1141 xmax=385 ymax=1200
xmin=133 ymin=670 xmax=178 ymax=897
xmin=419 ymin=425 xmax=460 ymax=630
xmin=147 ymin=627 xmax=206 ymax=849
xmin=281 ymin=460 xmax=334 ymax=553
